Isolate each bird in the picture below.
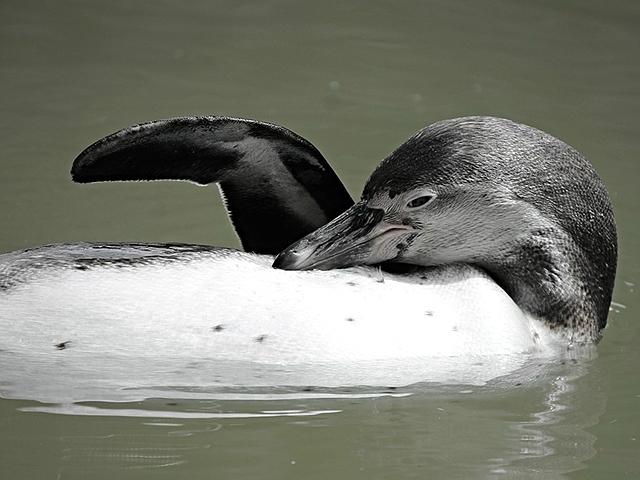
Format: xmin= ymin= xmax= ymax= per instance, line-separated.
xmin=274 ymin=116 xmax=617 ymax=342
xmin=0 ymin=115 xmax=617 ymax=400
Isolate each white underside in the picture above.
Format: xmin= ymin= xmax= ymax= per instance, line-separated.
xmin=0 ymin=253 xmax=564 ymax=403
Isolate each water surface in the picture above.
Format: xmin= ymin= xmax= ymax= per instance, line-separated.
xmin=1 ymin=0 xmax=639 ymax=478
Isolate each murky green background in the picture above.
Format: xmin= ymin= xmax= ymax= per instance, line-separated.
xmin=1 ymin=0 xmax=638 ymax=478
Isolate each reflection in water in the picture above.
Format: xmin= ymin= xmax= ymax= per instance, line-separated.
xmin=0 ymin=348 xmax=563 ymax=404
xmin=21 ymin=404 xmax=344 ymax=419
xmin=59 ymin=434 xmax=199 ymax=470
xmin=0 ymin=354 xmax=607 ymax=479
xmin=498 ymin=359 xmax=605 ymax=478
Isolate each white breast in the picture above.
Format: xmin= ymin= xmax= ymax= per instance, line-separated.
xmin=0 ymin=252 xmax=561 ymax=402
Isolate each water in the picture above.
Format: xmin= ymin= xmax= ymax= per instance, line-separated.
xmin=1 ymin=0 xmax=639 ymax=478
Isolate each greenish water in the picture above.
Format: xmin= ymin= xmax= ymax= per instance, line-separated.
xmin=1 ymin=0 xmax=638 ymax=478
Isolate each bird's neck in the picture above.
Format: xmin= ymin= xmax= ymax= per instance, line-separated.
xmin=480 ymin=232 xmax=599 ymax=342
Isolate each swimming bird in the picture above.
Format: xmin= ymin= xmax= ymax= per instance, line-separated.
xmin=274 ymin=116 xmax=617 ymax=342
xmin=0 ymin=116 xmax=617 ymax=399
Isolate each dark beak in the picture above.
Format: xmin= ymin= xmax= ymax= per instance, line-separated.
xmin=273 ymin=202 xmax=417 ymax=270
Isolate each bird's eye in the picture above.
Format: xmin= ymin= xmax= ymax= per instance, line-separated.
xmin=406 ymin=195 xmax=434 ymax=209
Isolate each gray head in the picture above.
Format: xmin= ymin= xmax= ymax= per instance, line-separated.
xmin=274 ymin=116 xmax=617 ymax=341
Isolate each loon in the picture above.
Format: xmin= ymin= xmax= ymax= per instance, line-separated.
xmin=0 ymin=116 xmax=617 ymax=399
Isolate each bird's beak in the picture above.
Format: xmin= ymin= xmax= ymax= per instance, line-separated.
xmin=273 ymin=201 xmax=417 ymax=270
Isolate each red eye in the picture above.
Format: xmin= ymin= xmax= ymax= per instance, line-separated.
xmin=406 ymin=195 xmax=433 ymax=209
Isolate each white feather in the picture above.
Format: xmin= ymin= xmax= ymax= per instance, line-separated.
xmin=0 ymin=252 xmax=562 ymax=402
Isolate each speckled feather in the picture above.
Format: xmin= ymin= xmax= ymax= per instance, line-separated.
xmin=363 ymin=117 xmax=617 ymax=336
